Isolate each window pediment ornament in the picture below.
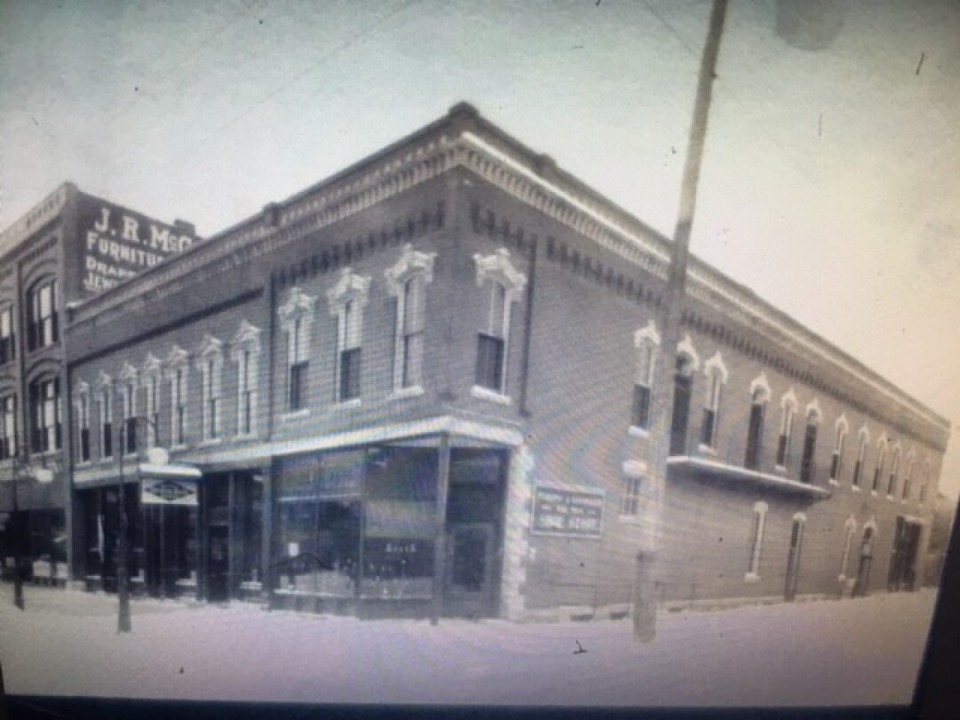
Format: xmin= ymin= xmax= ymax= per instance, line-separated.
xmin=95 ymin=370 xmax=112 ymax=390
xmin=633 ymin=320 xmax=661 ymax=348
xmin=278 ymin=286 xmax=317 ymax=332
xmin=676 ymin=334 xmax=700 ymax=372
xmin=844 ymin=514 xmax=857 ymax=532
xmin=857 ymin=425 xmax=871 ymax=444
xmin=704 ymin=351 xmax=728 ymax=383
xmin=231 ymin=320 xmax=262 ymax=360
xmin=119 ymin=362 xmax=138 ymax=384
xmin=835 ymin=414 xmax=849 ymax=435
xmin=327 ymin=268 xmax=372 ymax=314
xmin=749 ymin=372 xmax=771 ymax=403
xmin=780 ymin=387 xmax=798 ymax=412
xmin=164 ymin=345 xmax=189 ymax=375
xmin=73 ymin=379 xmax=90 ymax=401
xmin=473 ymin=248 xmax=527 ymax=296
xmin=197 ymin=334 xmax=224 ymax=363
xmin=385 ymin=244 xmax=436 ymax=295
xmin=805 ymin=398 xmax=822 ymax=424
xmin=142 ymin=353 xmax=162 ymax=377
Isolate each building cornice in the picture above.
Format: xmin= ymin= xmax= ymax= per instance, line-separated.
xmin=0 ymin=184 xmax=72 ymax=260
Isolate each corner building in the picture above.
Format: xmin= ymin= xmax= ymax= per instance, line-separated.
xmin=64 ymin=105 xmax=950 ymax=620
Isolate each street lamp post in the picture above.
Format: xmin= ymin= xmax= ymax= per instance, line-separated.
xmin=7 ymin=449 xmax=55 ymax=611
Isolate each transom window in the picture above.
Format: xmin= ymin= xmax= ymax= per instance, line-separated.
xmin=26 ymin=279 xmax=58 ymax=351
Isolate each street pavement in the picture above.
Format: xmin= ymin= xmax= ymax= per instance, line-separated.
xmin=0 ymin=584 xmax=938 ymax=707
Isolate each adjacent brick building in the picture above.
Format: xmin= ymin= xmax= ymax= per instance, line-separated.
xmin=0 ymin=184 xmax=198 ymax=588
xmin=60 ymin=104 xmax=949 ymax=620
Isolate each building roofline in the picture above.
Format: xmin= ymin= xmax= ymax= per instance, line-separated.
xmin=63 ymin=103 xmax=950 ymax=438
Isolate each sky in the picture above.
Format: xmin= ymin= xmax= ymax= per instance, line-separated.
xmin=1 ymin=0 xmax=959 ymax=497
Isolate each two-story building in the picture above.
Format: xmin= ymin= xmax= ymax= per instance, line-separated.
xmin=62 ymin=104 xmax=949 ymax=621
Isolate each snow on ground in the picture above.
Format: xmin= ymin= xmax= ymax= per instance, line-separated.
xmin=0 ymin=586 xmax=938 ymax=707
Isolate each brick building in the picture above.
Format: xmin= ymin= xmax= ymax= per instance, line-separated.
xmin=0 ymin=184 xmax=197 ymax=588
xmin=62 ymin=104 xmax=949 ymax=620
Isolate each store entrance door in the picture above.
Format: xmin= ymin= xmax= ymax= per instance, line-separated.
xmin=207 ymin=526 xmax=230 ymax=602
xmin=444 ymin=523 xmax=495 ymax=618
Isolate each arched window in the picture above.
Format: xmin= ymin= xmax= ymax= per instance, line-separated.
xmin=872 ymin=437 xmax=888 ymax=494
xmin=699 ymin=352 xmax=728 ymax=449
xmin=799 ymin=402 xmax=821 ymax=484
xmin=887 ymin=446 xmax=902 ymax=498
xmin=744 ymin=374 xmax=770 ymax=471
xmin=26 ymin=278 xmax=58 ymax=351
xmin=829 ymin=416 xmax=848 ymax=484
xmin=901 ymin=452 xmax=915 ymax=501
xmin=669 ymin=338 xmax=700 ymax=457
xmin=775 ymin=390 xmax=798 ymax=469
xmin=630 ymin=321 xmax=661 ymax=432
xmin=746 ymin=501 xmax=768 ymax=581
xmin=839 ymin=515 xmax=857 ymax=581
xmin=852 ymin=427 xmax=870 ymax=488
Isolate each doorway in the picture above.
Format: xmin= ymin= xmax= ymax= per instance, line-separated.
xmin=888 ymin=518 xmax=921 ymax=591
xmin=444 ymin=523 xmax=495 ymax=618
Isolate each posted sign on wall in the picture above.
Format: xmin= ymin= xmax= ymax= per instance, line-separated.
xmin=77 ymin=194 xmax=197 ymax=294
xmin=531 ymin=486 xmax=604 ymax=538
xmin=141 ymin=478 xmax=198 ymax=506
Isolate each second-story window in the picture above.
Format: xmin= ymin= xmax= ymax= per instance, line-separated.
xmin=197 ymin=335 xmax=223 ymax=441
xmin=385 ymin=244 xmax=436 ymax=394
xmin=142 ymin=354 xmax=162 ymax=448
xmin=328 ymin=269 xmax=371 ymax=404
xmin=232 ymin=321 xmax=262 ymax=438
xmin=887 ymin=447 xmax=901 ymax=497
xmin=744 ymin=378 xmax=770 ymax=471
xmin=119 ymin=364 xmax=138 ymax=455
xmin=0 ymin=305 xmax=15 ymax=365
xmin=278 ymin=286 xmax=316 ymax=413
xmin=799 ymin=404 xmax=821 ymax=484
xmin=0 ymin=393 xmax=16 ymax=460
xmin=165 ymin=346 xmax=189 ymax=447
xmin=98 ymin=377 xmax=113 ymax=460
xmin=852 ymin=428 xmax=869 ymax=488
xmin=27 ymin=279 xmax=58 ymax=351
xmin=699 ymin=353 xmax=727 ymax=449
xmin=902 ymin=454 xmax=915 ymax=501
xmin=829 ymin=417 xmax=848 ymax=483
xmin=775 ymin=391 xmax=798 ymax=469
xmin=472 ymin=249 xmax=527 ymax=399
xmin=872 ymin=439 xmax=888 ymax=493
xmin=76 ymin=386 xmax=91 ymax=463
xmin=631 ymin=321 xmax=660 ymax=432
xmin=30 ymin=376 xmax=61 ymax=454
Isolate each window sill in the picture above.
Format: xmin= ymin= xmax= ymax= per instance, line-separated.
xmin=886 ymin=494 xmax=894 ymax=501
xmin=234 ymin=432 xmax=259 ymax=442
xmin=628 ymin=425 xmax=650 ymax=439
xmin=198 ymin=438 xmax=223 ymax=448
xmin=774 ymin=465 xmax=787 ymax=474
xmin=851 ymin=485 xmax=861 ymax=492
xmin=697 ymin=444 xmax=717 ymax=456
xmin=828 ymin=479 xmax=839 ymax=486
xmin=618 ymin=514 xmax=640 ymax=524
xmin=281 ymin=409 xmax=311 ymax=421
xmin=744 ymin=573 xmax=760 ymax=583
xmin=470 ymin=385 xmax=511 ymax=406
xmin=334 ymin=398 xmax=362 ymax=409
xmin=870 ymin=490 xmax=878 ymax=497
xmin=389 ymin=385 xmax=425 ymax=400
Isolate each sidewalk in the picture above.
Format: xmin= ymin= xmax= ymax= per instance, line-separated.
xmin=0 ymin=584 xmax=939 ymax=707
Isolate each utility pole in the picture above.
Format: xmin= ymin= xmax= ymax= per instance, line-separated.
xmin=634 ymin=0 xmax=728 ymax=643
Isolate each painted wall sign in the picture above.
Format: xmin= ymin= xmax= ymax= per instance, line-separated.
xmin=531 ymin=486 xmax=604 ymax=538
xmin=77 ymin=194 xmax=197 ymax=294
xmin=141 ymin=477 xmax=198 ymax=506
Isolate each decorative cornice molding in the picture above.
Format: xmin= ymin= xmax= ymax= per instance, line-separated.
xmin=0 ymin=184 xmax=70 ymax=259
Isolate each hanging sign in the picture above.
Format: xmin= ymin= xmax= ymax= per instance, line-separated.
xmin=141 ymin=477 xmax=198 ymax=506
xmin=531 ymin=486 xmax=604 ymax=538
